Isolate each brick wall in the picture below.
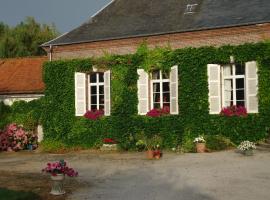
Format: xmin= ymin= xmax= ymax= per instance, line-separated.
xmin=45 ymin=23 xmax=270 ymax=60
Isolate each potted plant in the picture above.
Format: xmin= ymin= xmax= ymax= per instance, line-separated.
xmin=145 ymin=135 xmax=163 ymax=159
xmin=193 ymin=136 xmax=206 ymax=153
xmin=237 ymin=141 xmax=256 ymax=156
xmin=101 ymin=138 xmax=118 ymax=151
xmin=42 ymin=159 xmax=78 ymax=195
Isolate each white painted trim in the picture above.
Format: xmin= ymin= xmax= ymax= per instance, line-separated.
xmin=208 ymin=64 xmax=221 ymax=114
xmin=75 ymin=72 xmax=86 ymax=116
xmin=170 ymin=65 xmax=179 ymax=115
xmin=88 ymin=73 xmax=105 ymax=110
xmin=90 ymin=0 xmax=115 ymax=19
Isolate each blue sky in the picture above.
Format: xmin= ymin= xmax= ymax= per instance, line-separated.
xmin=0 ymin=0 xmax=111 ymax=33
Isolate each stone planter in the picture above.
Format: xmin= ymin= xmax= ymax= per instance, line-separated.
xmin=50 ymin=174 xmax=65 ymax=195
xmin=243 ymin=149 xmax=254 ymax=156
xmin=196 ymin=143 xmax=206 ymax=153
xmin=100 ymin=144 xmax=118 ymax=151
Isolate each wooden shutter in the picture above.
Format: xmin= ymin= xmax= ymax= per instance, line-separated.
xmin=75 ymin=72 xmax=86 ymax=116
xmin=170 ymin=65 xmax=179 ymax=114
xmin=137 ymin=69 xmax=149 ymax=115
xmin=207 ymin=64 xmax=221 ymax=114
xmin=104 ymin=70 xmax=111 ymax=116
xmin=245 ymin=61 xmax=258 ymax=113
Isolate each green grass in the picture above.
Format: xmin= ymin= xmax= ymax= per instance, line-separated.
xmin=0 ymin=188 xmax=41 ymax=200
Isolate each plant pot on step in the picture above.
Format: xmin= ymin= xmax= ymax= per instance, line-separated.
xmin=146 ymin=150 xmax=154 ymax=159
xmin=50 ymin=174 xmax=65 ymax=195
xmin=243 ymin=149 xmax=254 ymax=156
xmin=196 ymin=143 xmax=206 ymax=153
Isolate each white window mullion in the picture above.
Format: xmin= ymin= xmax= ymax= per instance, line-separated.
xmin=160 ymin=71 xmax=163 ymax=108
xmin=97 ymin=73 xmax=100 ymax=110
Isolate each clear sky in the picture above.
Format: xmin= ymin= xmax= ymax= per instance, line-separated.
xmin=0 ymin=0 xmax=111 ymax=33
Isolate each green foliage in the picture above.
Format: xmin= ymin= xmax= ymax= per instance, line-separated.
xmin=42 ymin=42 xmax=270 ymax=150
xmin=0 ymin=188 xmax=41 ymax=200
xmin=0 ymin=99 xmax=43 ymax=130
xmin=0 ymin=17 xmax=58 ymax=58
xmin=205 ymin=135 xmax=235 ymax=151
xmin=39 ymin=139 xmax=67 ymax=153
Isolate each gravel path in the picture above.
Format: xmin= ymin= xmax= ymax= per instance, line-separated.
xmin=0 ymin=150 xmax=269 ymax=200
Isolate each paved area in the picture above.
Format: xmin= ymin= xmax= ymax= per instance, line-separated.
xmin=0 ymin=150 xmax=269 ymax=200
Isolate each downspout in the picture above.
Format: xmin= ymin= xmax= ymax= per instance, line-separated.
xmin=49 ymin=45 xmax=53 ymax=61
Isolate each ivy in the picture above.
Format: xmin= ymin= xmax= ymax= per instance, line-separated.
xmin=41 ymin=42 xmax=270 ymax=148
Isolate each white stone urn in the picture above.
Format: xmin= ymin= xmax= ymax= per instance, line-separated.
xmin=50 ymin=174 xmax=65 ymax=195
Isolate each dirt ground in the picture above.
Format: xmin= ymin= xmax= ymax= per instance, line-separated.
xmin=0 ymin=150 xmax=270 ymax=200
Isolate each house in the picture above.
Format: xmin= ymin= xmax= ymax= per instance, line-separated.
xmin=0 ymin=57 xmax=46 ymax=106
xmin=42 ymin=0 xmax=270 ymax=59
xmin=40 ymin=0 xmax=270 ymax=147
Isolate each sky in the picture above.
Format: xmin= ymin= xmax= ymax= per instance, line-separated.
xmin=0 ymin=0 xmax=111 ymax=33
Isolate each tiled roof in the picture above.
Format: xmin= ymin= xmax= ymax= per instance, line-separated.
xmin=0 ymin=57 xmax=47 ymax=95
xmin=43 ymin=0 xmax=270 ymax=46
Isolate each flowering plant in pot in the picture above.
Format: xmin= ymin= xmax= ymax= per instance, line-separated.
xmin=193 ymin=135 xmax=206 ymax=153
xmin=42 ymin=159 xmax=78 ymax=195
xmin=84 ymin=109 xmax=104 ymax=120
xmin=145 ymin=135 xmax=163 ymax=159
xmin=146 ymin=106 xmax=170 ymax=117
xmin=101 ymin=138 xmax=118 ymax=151
xmin=220 ymin=105 xmax=247 ymax=117
xmin=237 ymin=141 xmax=256 ymax=156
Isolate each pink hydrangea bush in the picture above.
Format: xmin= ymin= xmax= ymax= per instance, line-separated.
xmin=42 ymin=160 xmax=78 ymax=177
xmin=220 ymin=106 xmax=247 ymax=117
xmin=146 ymin=106 xmax=170 ymax=117
xmin=0 ymin=123 xmax=38 ymax=151
xmin=84 ymin=109 xmax=104 ymax=120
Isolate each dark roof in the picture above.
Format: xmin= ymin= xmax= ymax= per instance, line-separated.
xmin=43 ymin=0 xmax=270 ymax=46
xmin=0 ymin=57 xmax=46 ymax=95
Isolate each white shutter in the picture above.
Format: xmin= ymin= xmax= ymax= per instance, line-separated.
xmin=137 ymin=69 xmax=149 ymax=115
xmin=208 ymin=64 xmax=221 ymax=114
xmin=170 ymin=65 xmax=179 ymax=114
xmin=104 ymin=70 xmax=111 ymax=116
xmin=75 ymin=72 xmax=86 ymax=116
xmin=245 ymin=61 xmax=258 ymax=113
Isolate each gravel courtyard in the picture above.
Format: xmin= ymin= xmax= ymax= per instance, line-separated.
xmin=0 ymin=150 xmax=270 ymax=200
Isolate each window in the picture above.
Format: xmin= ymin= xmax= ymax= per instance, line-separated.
xmin=208 ymin=61 xmax=258 ymax=114
xmin=184 ymin=4 xmax=198 ymax=14
xmin=151 ymin=70 xmax=170 ymax=109
xmin=137 ymin=66 xmax=179 ymax=115
xmin=222 ymin=64 xmax=245 ymax=107
xmin=75 ymin=70 xmax=111 ymax=116
xmin=89 ymin=73 xmax=105 ymax=110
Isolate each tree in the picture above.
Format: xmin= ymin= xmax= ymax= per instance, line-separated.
xmin=0 ymin=17 xmax=59 ymax=58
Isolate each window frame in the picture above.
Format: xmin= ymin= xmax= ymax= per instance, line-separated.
xmin=221 ymin=64 xmax=246 ymax=107
xmin=150 ymin=70 xmax=170 ymax=109
xmin=88 ymin=73 xmax=105 ymax=111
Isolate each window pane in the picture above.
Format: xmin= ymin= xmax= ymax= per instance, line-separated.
xmin=163 ymin=92 xmax=170 ymax=103
xmin=163 ymin=103 xmax=170 ymax=109
xmin=91 ymin=105 xmax=97 ymax=110
xmin=91 ymin=86 xmax=97 ymax=95
xmin=236 ymin=90 xmax=245 ymax=100
xmin=153 ymin=93 xmax=160 ymax=103
xmin=99 ymin=86 xmax=104 ymax=94
xmin=153 ymin=83 xmax=160 ymax=92
xmin=91 ymin=95 xmax=97 ymax=104
xmin=99 ymin=73 xmax=104 ymax=82
xmin=236 ymin=101 xmax=245 ymax=107
xmin=99 ymin=105 xmax=104 ymax=110
xmin=90 ymin=73 xmax=97 ymax=83
xmin=154 ymin=103 xmax=160 ymax=109
xmin=100 ymin=95 xmax=104 ymax=104
xmin=163 ymin=82 xmax=170 ymax=92
xmin=152 ymin=70 xmax=160 ymax=80
xmin=224 ymin=79 xmax=233 ymax=102
xmin=236 ymin=64 xmax=245 ymax=75
xmin=223 ymin=65 xmax=233 ymax=76
xmin=162 ymin=72 xmax=169 ymax=79
xmin=236 ymin=78 xmax=244 ymax=89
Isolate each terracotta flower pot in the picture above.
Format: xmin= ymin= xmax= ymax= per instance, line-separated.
xmin=146 ymin=150 xmax=154 ymax=159
xmin=196 ymin=143 xmax=206 ymax=153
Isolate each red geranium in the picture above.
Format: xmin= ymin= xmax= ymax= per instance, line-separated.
xmin=84 ymin=109 xmax=104 ymax=120
xmin=146 ymin=106 xmax=170 ymax=117
xmin=220 ymin=105 xmax=247 ymax=117
xmin=103 ymin=138 xmax=117 ymax=144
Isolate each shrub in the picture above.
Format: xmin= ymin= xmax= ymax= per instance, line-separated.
xmin=40 ymin=139 xmax=68 ymax=153
xmin=205 ymin=135 xmax=235 ymax=151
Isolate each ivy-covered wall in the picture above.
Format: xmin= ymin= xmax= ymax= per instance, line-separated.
xmin=42 ymin=42 xmax=270 ymax=149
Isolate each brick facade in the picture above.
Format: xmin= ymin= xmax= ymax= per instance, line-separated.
xmin=45 ymin=23 xmax=270 ymax=60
